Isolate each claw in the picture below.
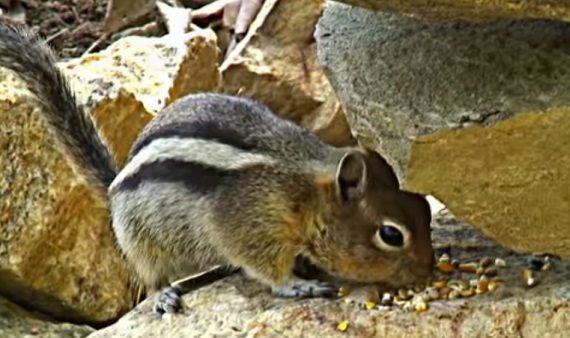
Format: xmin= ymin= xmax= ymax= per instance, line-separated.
xmin=153 ymin=286 xmax=183 ymax=314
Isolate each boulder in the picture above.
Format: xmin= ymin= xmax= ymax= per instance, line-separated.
xmin=0 ymin=295 xmax=94 ymax=338
xmin=315 ymin=2 xmax=570 ymax=260
xmin=328 ymin=0 xmax=570 ymax=23
xmin=221 ymin=0 xmax=354 ymax=147
xmin=0 ymin=29 xmax=221 ymax=325
xmin=85 ymin=211 xmax=570 ymax=338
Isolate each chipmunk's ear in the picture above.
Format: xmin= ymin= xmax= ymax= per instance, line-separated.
xmin=335 ymin=151 xmax=368 ymax=203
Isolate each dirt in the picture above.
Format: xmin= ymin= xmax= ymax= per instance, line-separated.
xmin=19 ymin=0 xmax=163 ymax=60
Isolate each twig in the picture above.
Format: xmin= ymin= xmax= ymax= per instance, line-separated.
xmin=42 ymin=27 xmax=69 ymax=45
xmin=82 ymin=33 xmax=109 ymax=57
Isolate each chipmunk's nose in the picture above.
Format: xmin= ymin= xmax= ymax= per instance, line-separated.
xmin=415 ymin=253 xmax=436 ymax=278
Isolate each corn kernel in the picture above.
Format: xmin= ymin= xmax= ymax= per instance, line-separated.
xmin=336 ymin=320 xmax=349 ymax=332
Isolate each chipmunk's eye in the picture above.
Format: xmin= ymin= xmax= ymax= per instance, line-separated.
xmin=378 ymin=225 xmax=404 ymax=247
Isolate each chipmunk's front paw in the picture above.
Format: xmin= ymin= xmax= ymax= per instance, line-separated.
xmin=153 ymin=286 xmax=183 ymax=314
xmin=271 ymin=280 xmax=338 ymax=299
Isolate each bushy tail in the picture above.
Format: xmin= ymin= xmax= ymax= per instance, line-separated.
xmin=0 ymin=21 xmax=117 ymax=198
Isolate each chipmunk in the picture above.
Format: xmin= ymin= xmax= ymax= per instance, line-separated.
xmin=0 ymin=21 xmax=435 ymax=315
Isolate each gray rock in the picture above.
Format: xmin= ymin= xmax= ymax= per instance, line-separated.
xmin=316 ymin=2 xmax=570 ymax=179
xmin=314 ymin=2 xmax=570 ymax=260
xmin=326 ymin=0 xmax=570 ymax=23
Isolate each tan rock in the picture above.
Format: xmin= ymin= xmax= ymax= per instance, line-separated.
xmin=0 ymin=295 xmax=94 ymax=338
xmin=221 ymin=0 xmax=354 ymax=147
xmin=407 ymin=108 xmax=570 ymax=259
xmin=0 ymin=30 xmax=221 ymax=324
xmin=86 ymin=214 xmax=570 ymax=338
xmin=332 ymin=0 xmax=570 ymax=23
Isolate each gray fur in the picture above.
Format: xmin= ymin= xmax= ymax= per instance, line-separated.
xmin=0 ymin=21 xmax=117 ymax=198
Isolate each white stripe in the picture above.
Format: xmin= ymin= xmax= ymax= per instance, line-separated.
xmin=109 ymin=137 xmax=276 ymax=190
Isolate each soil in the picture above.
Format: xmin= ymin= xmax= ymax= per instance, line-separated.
xmin=19 ymin=0 xmax=162 ymax=60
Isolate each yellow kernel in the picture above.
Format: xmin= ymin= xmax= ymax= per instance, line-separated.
xmin=364 ymin=301 xmax=376 ymax=310
xmin=414 ymin=301 xmax=428 ymax=313
xmin=336 ymin=320 xmax=349 ymax=332
xmin=338 ymin=286 xmax=349 ymax=297
xmin=488 ymin=281 xmax=499 ymax=292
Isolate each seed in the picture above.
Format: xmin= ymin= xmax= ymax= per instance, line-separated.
xmin=402 ymin=301 xmax=413 ymax=311
xmin=380 ymin=292 xmax=393 ymax=306
xmin=469 ymin=279 xmax=478 ymax=288
xmin=438 ymin=287 xmax=451 ymax=298
xmin=542 ymin=261 xmax=552 ymax=271
xmin=398 ymin=288 xmax=410 ymax=300
xmin=448 ymin=290 xmax=460 ymax=299
xmin=433 ymin=279 xmax=447 ymax=289
xmin=476 ymin=266 xmax=485 ymax=275
xmin=407 ymin=289 xmax=416 ymax=298
xmin=394 ymin=299 xmax=407 ymax=307
xmin=488 ymin=281 xmax=499 ymax=292
xmin=483 ymin=267 xmax=498 ymax=277
xmin=448 ymin=279 xmax=468 ymax=291
xmin=451 ymin=259 xmax=460 ymax=269
xmin=479 ymin=257 xmax=492 ymax=268
xmin=424 ymin=287 xmax=439 ymax=300
xmin=494 ymin=258 xmax=507 ymax=268
xmin=460 ymin=289 xmax=475 ymax=298
xmin=522 ymin=269 xmax=540 ymax=287
xmin=336 ymin=320 xmax=349 ymax=332
xmin=438 ymin=253 xmax=450 ymax=264
xmin=491 ymin=277 xmax=505 ymax=284
xmin=364 ymin=301 xmax=376 ymax=310
xmin=459 ymin=263 xmax=478 ymax=273
xmin=437 ymin=261 xmax=454 ymax=274
xmin=414 ymin=300 xmax=428 ymax=313
xmin=476 ymin=279 xmax=489 ymax=294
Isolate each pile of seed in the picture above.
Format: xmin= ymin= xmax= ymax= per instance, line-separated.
xmin=339 ymin=254 xmax=553 ymax=314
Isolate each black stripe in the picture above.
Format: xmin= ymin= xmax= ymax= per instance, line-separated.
xmin=129 ymin=120 xmax=259 ymax=159
xmin=117 ymin=159 xmax=235 ymax=194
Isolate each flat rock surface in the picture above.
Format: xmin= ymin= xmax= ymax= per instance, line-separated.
xmin=87 ymin=210 xmax=570 ymax=338
xmin=328 ymin=0 xmax=570 ymax=23
xmin=0 ymin=296 xmax=94 ymax=338
xmin=315 ymin=2 xmax=570 ymax=260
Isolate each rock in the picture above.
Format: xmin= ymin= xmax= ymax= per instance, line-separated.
xmin=315 ymin=3 xmax=570 ymax=259
xmin=85 ymin=213 xmax=570 ymax=338
xmin=221 ymin=0 xmax=354 ymax=147
xmin=328 ymin=0 xmax=570 ymax=23
xmin=0 ymin=30 xmax=221 ymax=324
xmin=0 ymin=295 xmax=94 ymax=338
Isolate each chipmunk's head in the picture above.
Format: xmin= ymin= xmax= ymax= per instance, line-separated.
xmin=308 ymin=148 xmax=435 ymax=287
